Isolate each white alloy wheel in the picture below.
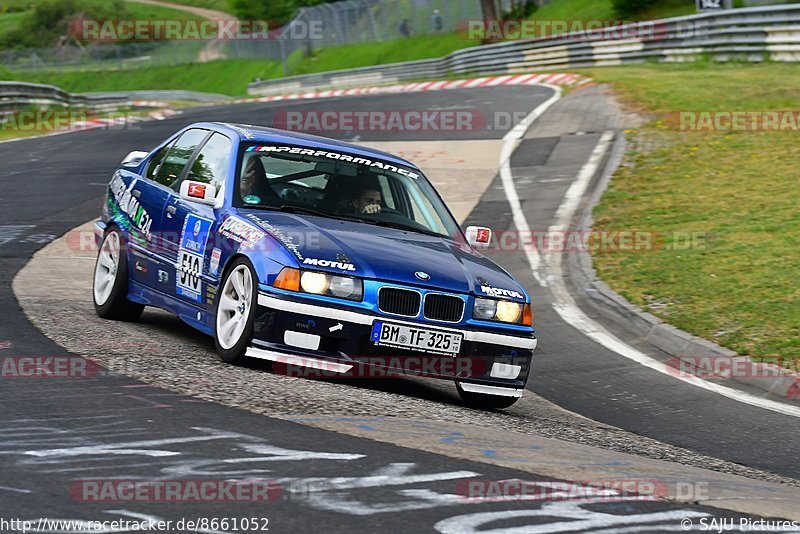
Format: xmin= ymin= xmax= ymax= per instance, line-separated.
xmin=216 ymin=264 xmax=254 ymax=350
xmin=93 ymin=230 xmax=120 ymax=306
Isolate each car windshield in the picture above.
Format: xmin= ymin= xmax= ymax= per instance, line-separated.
xmin=233 ymin=144 xmax=460 ymax=238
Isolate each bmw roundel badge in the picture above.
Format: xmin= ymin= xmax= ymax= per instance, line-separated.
xmin=415 ymin=271 xmax=430 ymax=281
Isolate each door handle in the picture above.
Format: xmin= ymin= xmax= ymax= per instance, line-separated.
xmin=131 ymin=189 xmax=141 ymax=198
xmin=166 ymin=205 xmax=177 ymax=215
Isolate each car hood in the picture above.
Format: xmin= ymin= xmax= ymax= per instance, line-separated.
xmin=239 ymin=210 xmax=527 ymax=300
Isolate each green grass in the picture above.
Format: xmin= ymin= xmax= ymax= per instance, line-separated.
xmin=0 ymin=0 xmax=37 ymax=12
xmin=531 ymin=0 xmax=695 ymax=24
xmin=0 ymin=33 xmax=470 ymax=95
xmin=0 ymin=0 xmax=698 ymax=84
xmin=0 ymin=59 xmax=283 ymax=95
xmin=292 ymin=34 xmax=476 ymax=76
xmin=581 ymin=63 xmax=800 ymax=366
xmin=468 ymin=0 xmax=697 ymax=40
xmin=124 ymin=1 xmax=208 ymax=21
xmin=531 ymin=0 xmax=619 ymax=22
xmin=0 ymin=11 xmax=25 ymax=38
xmin=151 ymin=0 xmax=231 ymax=13
xmin=1 ymin=0 xmax=210 ymax=20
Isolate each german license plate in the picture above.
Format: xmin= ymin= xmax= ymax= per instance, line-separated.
xmin=370 ymin=321 xmax=463 ymax=355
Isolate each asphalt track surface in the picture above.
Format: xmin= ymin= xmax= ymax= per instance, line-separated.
xmin=0 ymin=86 xmax=796 ymax=530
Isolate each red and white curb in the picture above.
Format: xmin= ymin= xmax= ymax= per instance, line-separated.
xmin=1 ymin=72 xmax=586 ymax=142
xmin=235 ymin=73 xmax=589 ymax=104
xmin=69 ymin=108 xmax=179 ymax=131
xmin=130 ymin=100 xmax=173 ymax=108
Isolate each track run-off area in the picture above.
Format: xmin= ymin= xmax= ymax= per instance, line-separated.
xmin=2 ymin=82 xmax=799 ymax=532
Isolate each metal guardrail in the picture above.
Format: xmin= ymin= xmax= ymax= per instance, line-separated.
xmin=249 ymin=4 xmax=800 ymax=96
xmin=80 ymin=90 xmax=230 ymax=103
xmin=0 ymin=81 xmax=128 ymax=111
xmin=0 ymin=83 xmax=229 ymax=110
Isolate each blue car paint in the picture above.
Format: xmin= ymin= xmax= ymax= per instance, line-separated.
xmin=100 ymin=122 xmax=536 ymax=369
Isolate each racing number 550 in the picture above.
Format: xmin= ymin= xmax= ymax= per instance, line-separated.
xmin=180 ymin=251 xmax=201 ymax=290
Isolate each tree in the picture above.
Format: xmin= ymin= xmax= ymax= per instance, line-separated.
xmin=480 ymin=0 xmax=498 ymax=23
xmin=0 ymin=0 xmax=128 ymax=49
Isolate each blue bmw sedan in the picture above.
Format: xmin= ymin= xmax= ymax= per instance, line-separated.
xmin=93 ymin=122 xmax=537 ymax=409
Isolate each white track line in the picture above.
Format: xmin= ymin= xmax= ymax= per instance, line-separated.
xmin=501 ymin=88 xmax=800 ymax=418
xmin=499 ymin=83 xmax=562 ymax=287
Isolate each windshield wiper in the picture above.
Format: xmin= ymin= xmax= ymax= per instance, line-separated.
xmin=272 ymin=205 xmax=362 ymax=223
xmin=259 ymin=205 xmax=446 ymax=237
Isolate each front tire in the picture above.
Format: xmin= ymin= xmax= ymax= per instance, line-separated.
xmin=215 ymin=257 xmax=257 ymax=364
xmin=92 ymin=227 xmax=144 ymax=321
xmin=456 ymin=382 xmax=520 ymax=410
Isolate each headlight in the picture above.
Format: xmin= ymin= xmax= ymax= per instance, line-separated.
xmin=300 ymin=271 xmax=329 ymax=294
xmin=329 ymin=275 xmax=358 ymax=299
xmin=496 ymin=300 xmax=522 ymax=323
xmin=474 ymin=298 xmax=531 ymax=325
xmin=473 ymin=298 xmax=498 ymax=320
xmin=275 ymin=268 xmax=362 ymax=301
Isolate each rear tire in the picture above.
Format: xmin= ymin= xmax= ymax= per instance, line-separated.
xmin=214 ymin=257 xmax=257 ymax=364
xmin=456 ymin=382 xmax=520 ymax=410
xmin=92 ymin=227 xmax=144 ymax=321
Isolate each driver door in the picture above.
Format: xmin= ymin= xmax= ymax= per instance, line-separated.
xmin=159 ymin=132 xmax=233 ymax=308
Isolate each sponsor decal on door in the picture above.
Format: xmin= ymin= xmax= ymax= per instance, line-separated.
xmin=176 ymin=215 xmax=213 ymax=302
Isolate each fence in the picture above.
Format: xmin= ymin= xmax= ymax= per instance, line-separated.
xmin=0 ymin=0 xmax=525 ymax=73
xmin=249 ymin=3 xmax=800 ymax=95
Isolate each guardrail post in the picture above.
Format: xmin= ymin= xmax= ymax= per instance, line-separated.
xmin=279 ymin=38 xmax=288 ymax=76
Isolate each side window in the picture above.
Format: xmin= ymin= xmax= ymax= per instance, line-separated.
xmin=184 ymin=133 xmax=232 ymax=196
xmin=155 ymin=129 xmax=209 ymax=187
xmin=145 ymin=140 xmax=175 ymax=181
xmin=377 ymin=175 xmax=396 ymax=210
xmin=408 ymin=180 xmax=446 ymax=235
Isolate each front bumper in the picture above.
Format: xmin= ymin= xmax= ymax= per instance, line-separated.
xmin=251 ymin=292 xmax=536 ymax=392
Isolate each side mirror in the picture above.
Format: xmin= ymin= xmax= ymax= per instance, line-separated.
xmin=179 ymin=180 xmax=217 ymax=206
xmin=465 ymin=225 xmax=492 ymax=249
xmin=121 ymin=151 xmax=149 ymax=166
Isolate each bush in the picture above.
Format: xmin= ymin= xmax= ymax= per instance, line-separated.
xmin=0 ymin=0 xmax=127 ymax=49
xmin=505 ymin=0 xmax=538 ymax=19
xmin=612 ymin=0 xmax=653 ymax=18
xmin=229 ymin=0 xmax=344 ymax=27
